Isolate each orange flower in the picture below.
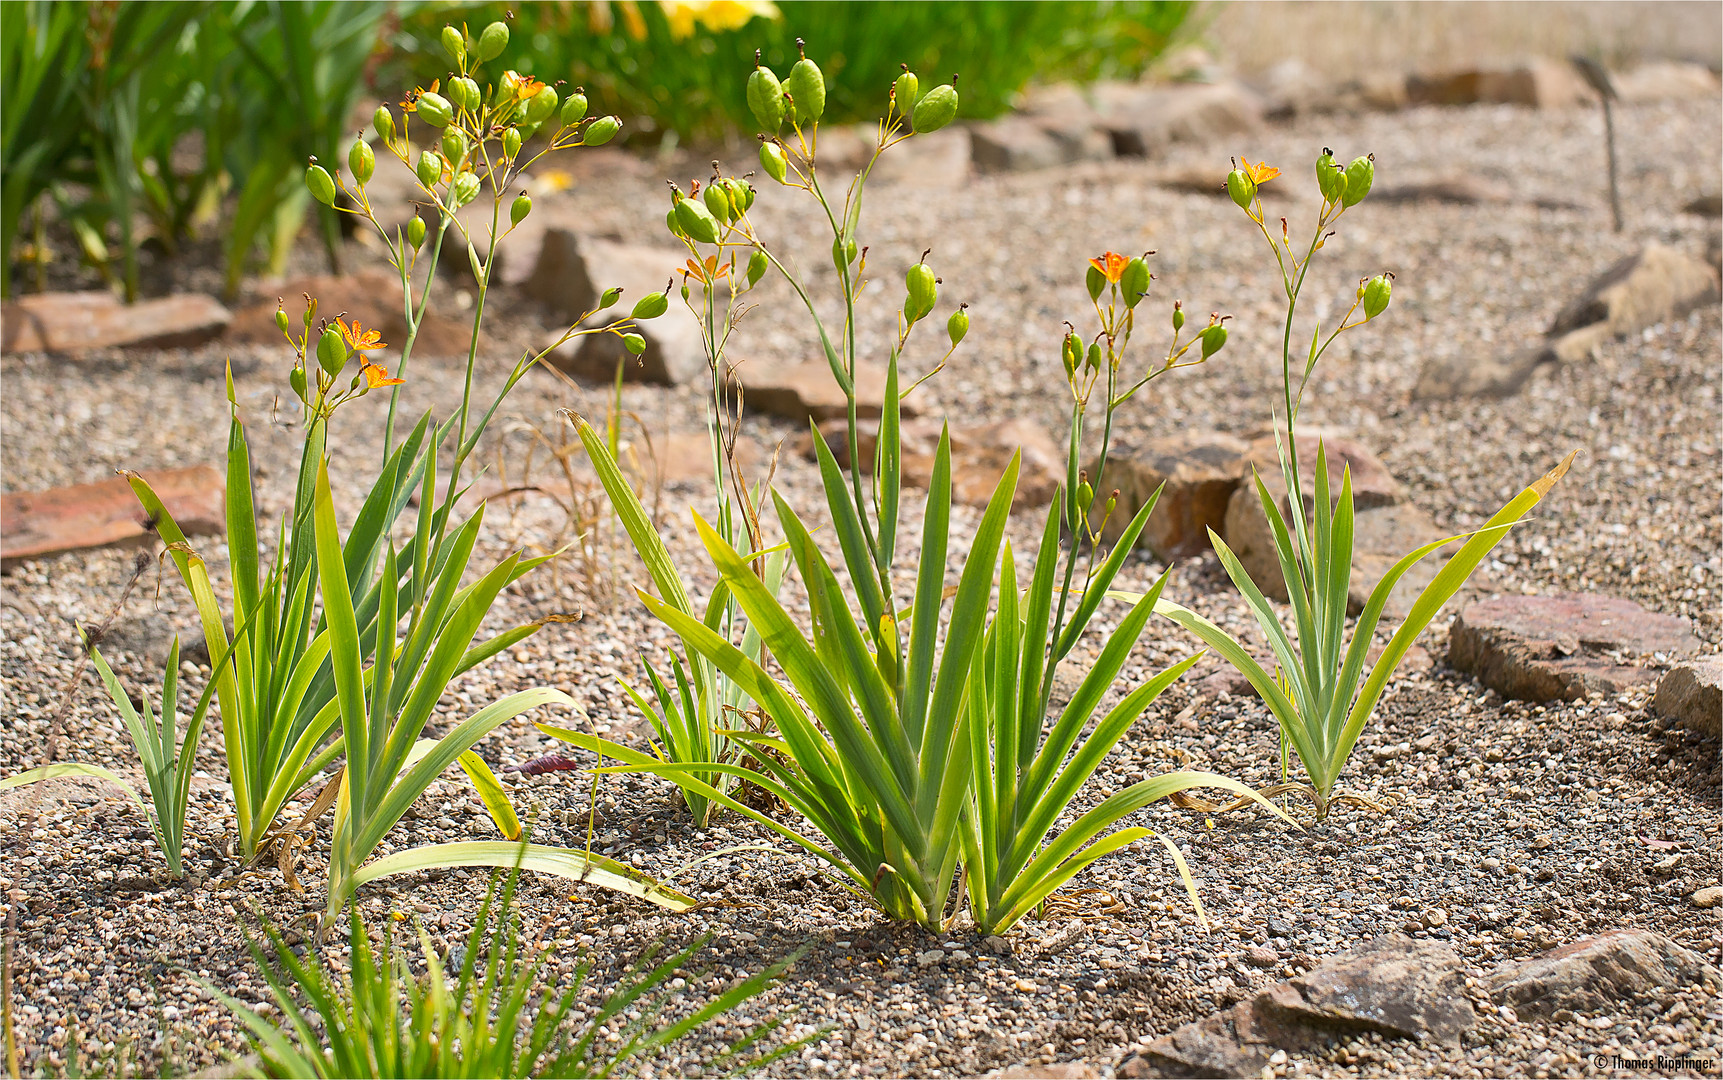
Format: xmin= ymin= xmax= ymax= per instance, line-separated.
xmin=1240 ymin=157 xmax=1280 ymax=185
xmin=683 ymin=255 xmax=731 ymax=283
xmin=361 ymin=360 xmax=405 ymax=389
xmin=401 ymin=79 xmax=439 ymax=112
xmin=337 ymin=317 xmax=386 ymax=355
xmin=1088 ymin=251 xmax=1130 ymax=283
xmin=514 ymin=75 xmax=545 ymax=102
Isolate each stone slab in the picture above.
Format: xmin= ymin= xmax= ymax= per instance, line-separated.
xmin=1448 ymin=593 xmax=1699 ymax=702
xmin=2 ymin=466 xmax=224 ymax=568
xmin=3 ymin=291 xmax=230 ymax=354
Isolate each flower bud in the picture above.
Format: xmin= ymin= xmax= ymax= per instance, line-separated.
xmin=316 ymin=326 xmax=347 ymax=376
xmin=441 ymin=127 xmax=468 ymax=167
xmin=441 ymin=26 xmax=466 ymax=67
xmin=373 ymin=104 xmax=396 ymax=144
xmin=1316 ymin=149 xmax=1346 ymax=204
xmin=1085 ymin=341 xmax=1101 ymax=372
xmin=416 ymin=150 xmax=441 ymax=187
xmin=947 ymin=303 xmax=969 ymax=347
xmin=1085 ymin=263 xmax=1105 ymax=303
xmin=511 ymin=193 xmax=532 ymax=226
xmin=275 ymin=307 xmax=290 ymax=333
xmin=747 ymin=65 xmax=785 ymax=132
xmin=407 ymin=215 xmax=426 ymax=249
xmin=477 ymin=21 xmax=509 ymax=62
xmin=747 ymin=248 xmax=769 ymax=286
xmin=416 ymin=91 xmax=453 ymax=128
xmin=582 ymin=116 xmax=620 ymax=145
xmin=759 ymin=141 xmax=788 ymax=183
xmin=1077 ymin=479 xmax=1094 ymax=513
xmin=561 ymin=90 xmax=588 ymax=126
xmin=892 ymin=69 xmax=919 ymax=112
xmin=289 ymin=365 xmax=308 ymax=401
xmin=347 ymin=139 xmax=374 ymax=186
xmin=524 ymin=84 xmax=558 ymax=125
xmin=1120 ymin=257 xmax=1150 ymax=309
xmin=503 ymin=127 xmax=522 ymax=160
xmin=675 ymin=197 xmax=719 ymax=244
xmin=305 ymin=163 xmax=336 ymax=206
xmin=1342 ymin=154 xmax=1373 ymax=207
xmin=1362 ymin=274 xmax=1391 ymax=319
xmin=905 ymin=261 xmax=937 ymax=322
xmin=785 ymin=56 xmax=826 ymax=124
xmin=451 ymin=172 xmax=481 ymax=207
xmin=1172 ymin=302 xmax=1184 ymax=332
xmin=912 ymin=83 xmax=958 ymax=133
xmin=1200 ymin=323 xmax=1227 ymax=359
xmin=831 ymin=235 xmax=858 ymax=273
xmin=600 ymin=286 xmax=623 ymax=308
xmin=448 ymin=76 xmax=481 ymax=113
xmin=623 ymin=333 xmax=646 ymax=355
xmin=704 ymin=181 xmax=734 ymax=223
xmin=1226 ymin=167 xmax=1254 ymax=210
xmin=631 ymin=290 xmax=668 ymax=320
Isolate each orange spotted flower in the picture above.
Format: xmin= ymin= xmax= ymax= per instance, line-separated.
xmin=337 ymin=317 xmax=386 ymax=355
xmin=401 ymin=79 xmax=439 ymax=112
xmin=1088 ymin=251 xmax=1129 ymax=283
xmin=513 ymin=75 xmax=546 ymax=102
xmin=1239 ymin=157 xmax=1280 ymax=185
xmin=361 ymin=361 xmax=406 ymax=389
xmin=684 ymin=255 xmax=731 ymax=284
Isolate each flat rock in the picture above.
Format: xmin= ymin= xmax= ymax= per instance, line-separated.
xmin=730 ymin=361 xmax=921 ymax=424
xmin=1221 ymin=433 xmax=1439 ymax=617
xmin=1 ymin=466 xmax=224 ymax=568
xmin=229 ymin=270 xmax=475 ymax=357
xmin=1134 ymin=935 xmax=1474 ymax=1078
xmin=525 ymin=229 xmax=682 ymax=326
xmin=3 ymin=291 xmax=230 ymax=354
xmin=1087 ymin=431 xmax=1249 ymax=559
xmin=1611 ymin=61 xmax=1722 ymax=103
xmin=1487 ymin=929 xmax=1721 ymax=1017
xmin=1683 ymin=194 xmax=1723 ymax=218
xmin=548 ymin=311 xmax=707 ymax=386
xmin=1652 ymin=659 xmax=1722 ymax=739
xmin=1094 ymin=80 xmax=1263 ymax=158
xmin=1548 ymin=243 xmax=1721 ymax=343
xmin=1371 ymin=176 xmax=1514 ymax=205
xmin=969 ymin=115 xmax=1110 ymax=174
xmin=1407 ymin=60 xmax=1596 ymax=108
xmin=1447 ymin=593 xmax=1699 ymax=702
xmin=995 ymin=1063 xmax=1098 ymax=1079
xmin=868 ymin=128 xmax=973 ymax=188
xmin=1412 ymin=347 xmax=1553 ymax=401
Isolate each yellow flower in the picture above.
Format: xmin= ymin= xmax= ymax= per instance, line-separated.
xmin=337 ymin=318 xmax=386 ymax=355
xmin=660 ymin=0 xmax=778 ymax=40
xmin=1240 ymin=157 xmax=1280 ymax=186
xmin=1088 ymin=251 xmax=1129 ymax=284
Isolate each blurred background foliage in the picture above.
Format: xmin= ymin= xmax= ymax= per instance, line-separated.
xmin=0 ymin=0 xmax=1190 ymax=301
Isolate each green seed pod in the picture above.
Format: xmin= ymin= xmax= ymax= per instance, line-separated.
xmin=1120 ymin=257 xmax=1150 ymax=309
xmin=416 ymin=150 xmax=441 ymax=187
xmin=416 ymin=91 xmax=454 ymax=128
xmin=524 ymin=84 xmax=559 ymax=125
xmin=747 ymin=248 xmax=769 ymax=287
xmin=511 ymin=192 xmax=532 ymax=226
xmin=759 ymin=141 xmax=788 ymax=184
xmin=912 ymin=83 xmax=958 ymax=133
xmin=623 ymin=333 xmax=646 ymax=355
xmin=1315 ymin=149 xmax=1346 ymax=203
xmin=1062 ymin=333 xmax=1081 ymax=377
xmin=746 ymin=65 xmax=785 ymax=132
xmin=441 ymin=26 xmax=466 ymax=67
xmin=407 ymin=215 xmax=426 ymax=249
xmin=477 ymin=20 xmax=509 ymax=62
xmin=516 ymin=121 xmax=540 ymax=142
xmin=289 ymin=365 xmax=308 ymax=401
xmin=1362 ymin=274 xmax=1391 ymax=319
xmin=449 ymin=76 xmax=481 ymax=114
xmin=905 ymin=261 xmax=937 ymax=322
xmin=503 ymin=127 xmax=522 ymax=160
xmin=316 ymin=326 xmax=347 ymax=376
xmin=831 ymin=235 xmax=858 ymax=273
xmin=1200 ymin=323 xmax=1228 ymax=359
xmin=348 ymin=138 xmax=375 ymax=186
xmin=305 ymin=163 xmax=336 ymax=206
xmin=275 ymin=308 xmax=290 ymax=333
xmin=1226 ymin=168 xmax=1254 ymax=210
xmin=1343 ymin=154 xmax=1373 ymax=207
xmin=493 ymin=70 xmax=521 ymax=108
xmin=582 ymin=116 xmax=620 ymax=146
xmin=665 ymin=207 xmax=686 ymax=239
xmin=373 ymin=104 xmax=396 ymax=144
xmin=441 ymin=127 xmax=468 ymax=167
xmin=1077 ymin=479 xmax=1094 ymax=513
xmin=947 ymin=304 xmax=969 ymax=347
xmin=704 ymin=181 xmax=734 ymax=223
xmin=561 ymin=90 xmax=588 ymax=126
xmin=1085 ymin=264 xmax=1105 ymax=303
xmin=1085 ymin=341 xmax=1102 ymax=371
xmin=1172 ymin=303 xmax=1184 ymax=332
xmin=721 ymin=178 xmax=751 ymax=216
xmin=892 ymin=69 xmax=919 ymax=112
xmin=600 ymin=286 xmax=623 ymax=308
xmin=784 ymin=56 xmax=826 ymax=124
xmin=451 ymin=171 xmax=481 ymax=207
xmin=675 ymin=197 xmax=719 ymax=244
xmin=631 ymin=291 xmax=669 ymax=320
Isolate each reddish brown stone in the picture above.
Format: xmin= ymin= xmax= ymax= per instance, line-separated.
xmin=730 ymin=362 xmax=922 ymax=424
xmin=1653 ymin=659 xmax=1722 ymax=738
xmin=227 ymin=270 xmax=477 ymax=358
xmin=1487 ymin=930 xmax=1721 ymax=1017
xmin=1088 ymin=431 xmax=1249 ymax=560
xmin=2 ymin=466 xmax=224 ymax=568
xmin=2 ymin=291 xmax=230 ymax=354
xmin=797 ymin=416 xmax=1060 ymax=511
xmin=1448 ymin=593 xmax=1699 ymax=702
xmin=1407 ymin=61 xmax=1596 ymax=108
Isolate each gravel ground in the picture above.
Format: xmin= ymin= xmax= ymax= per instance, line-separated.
xmin=2 ymin=88 xmax=1719 ymax=1078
